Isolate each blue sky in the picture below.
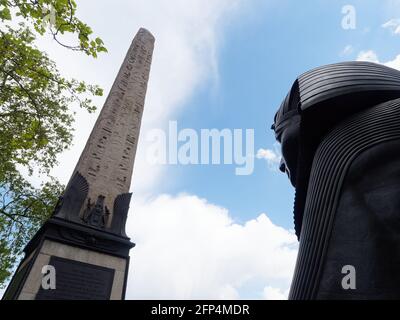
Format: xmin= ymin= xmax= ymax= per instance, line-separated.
xmin=4 ymin=0 xmax=400 ymax=300
xmin=124 ymin=0 xmax=400 ymax=299
xmin=155 ymin=0 xmax=400 ymax=229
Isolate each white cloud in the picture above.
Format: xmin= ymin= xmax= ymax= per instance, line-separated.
xmin=262 ymin=286 xmax=289 ymax=300
xmin=356 ymin=50 xmax=379 ymax=63
xmin=256 ymin=146 xmax=281 ymax=171
xmin=256 ymin=149 xmax=280 ymax=162
xmin=126 ymin=194 xmax=297 ymax=299
xmin=382 ymin=54 xmax=400 ymax=70
xmin=382 ymin=18 xmax=400 ymax=34
xmin=340 ymin=45 xmax=354 ymax=57
xmin=357 ymin=50 xmax=400 ymax=70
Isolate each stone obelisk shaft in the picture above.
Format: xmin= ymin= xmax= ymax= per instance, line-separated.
xmin=2 ymin=29 xmax=154 ymax=301
xmin=70 ymin=28 xmax=154 ymax=223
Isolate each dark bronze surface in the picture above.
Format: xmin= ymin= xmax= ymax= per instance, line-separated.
xmin=36 ymin=256 xmax=115 ymax=300
xmin=273 ymin=61 xmax=400 ymax=299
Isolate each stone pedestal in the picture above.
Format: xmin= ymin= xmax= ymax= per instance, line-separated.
xmin=3 ymin=217 xmax=134 ymax=300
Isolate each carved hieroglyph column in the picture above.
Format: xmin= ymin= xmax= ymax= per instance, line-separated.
xmin=2 ymin=28 xmax=154 ymax=300
xmin=70 ymin=28 xmax=155 ymax=226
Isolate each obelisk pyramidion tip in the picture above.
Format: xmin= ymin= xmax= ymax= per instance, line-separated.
xmin=137 ymin=27 xmax=155 ymax=43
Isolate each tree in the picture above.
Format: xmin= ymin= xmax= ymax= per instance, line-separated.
xmin=0 ymin=172 xmax=64 ymax=284
xmin=0 ymin=0 xmax=107 ymax=286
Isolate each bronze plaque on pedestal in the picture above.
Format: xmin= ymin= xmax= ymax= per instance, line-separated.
xmin=36 ymin=256 xmax=115 ymax=300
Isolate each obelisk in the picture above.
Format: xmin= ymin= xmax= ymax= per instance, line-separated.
xmin=2 ymin=28 xmax=155 ymax=300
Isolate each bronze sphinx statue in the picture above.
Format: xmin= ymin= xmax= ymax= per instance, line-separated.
xmin=273 ymin=61 xmax=400 ymax=299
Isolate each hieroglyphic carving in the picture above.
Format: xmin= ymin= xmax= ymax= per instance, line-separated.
xmin=66 ymin=28 xmax=154 ymax=228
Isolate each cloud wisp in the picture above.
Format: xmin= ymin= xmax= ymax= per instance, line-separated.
xmin=256 ymin=145 xmax=282 ymax=172
xmin=382 ymin=18 xmax=400 ymax=35
xmin=357 ymin=49 xmax=400 ymax=70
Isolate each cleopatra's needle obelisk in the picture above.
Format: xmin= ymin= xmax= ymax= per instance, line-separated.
xmin=3 ymin=28 xmax=155 ymax=300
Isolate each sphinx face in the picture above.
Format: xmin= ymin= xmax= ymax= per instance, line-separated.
xmin=275 ymin=115 xmax=300 ymax=187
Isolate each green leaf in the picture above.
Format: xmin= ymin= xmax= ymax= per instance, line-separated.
xmin=0 ymin=7 xmax=11 ymax=20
